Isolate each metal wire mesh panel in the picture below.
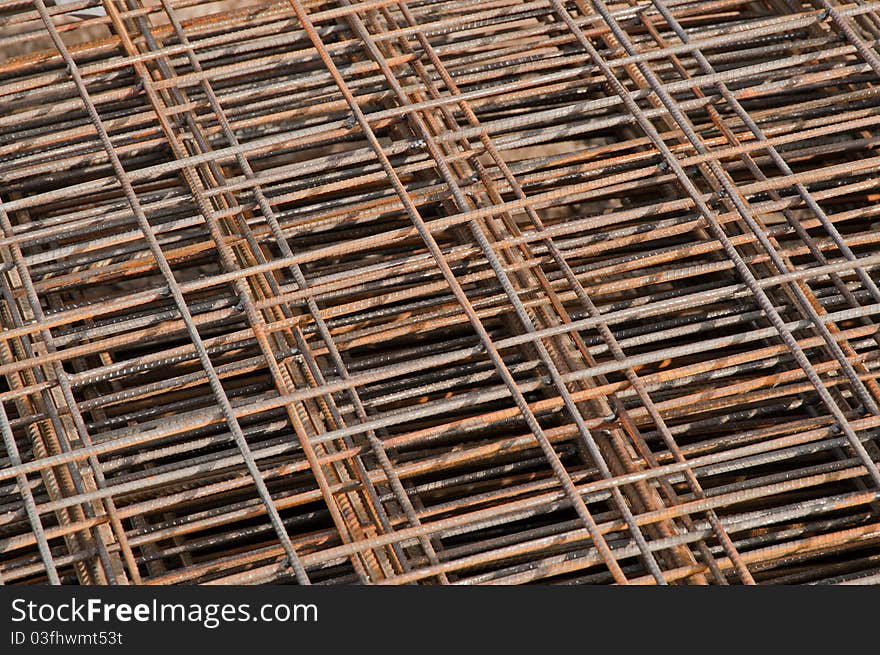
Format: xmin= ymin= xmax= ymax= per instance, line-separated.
xmin=1 ymin=0 xmax=880 ymax=585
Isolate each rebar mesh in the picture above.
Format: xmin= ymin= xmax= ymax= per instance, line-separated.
xmin=1 ymin=0 xmax=880 ymax=585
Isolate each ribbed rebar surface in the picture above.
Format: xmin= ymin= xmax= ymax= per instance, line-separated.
xmin=2 ymin=0 xmax=880 ymax=585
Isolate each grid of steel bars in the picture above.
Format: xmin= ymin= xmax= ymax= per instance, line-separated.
xmin=1 ymin=0 xmax=880 ymax=584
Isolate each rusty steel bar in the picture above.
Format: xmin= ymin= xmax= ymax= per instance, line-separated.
xmin=1 ymin=0 xmax=879 ymax=585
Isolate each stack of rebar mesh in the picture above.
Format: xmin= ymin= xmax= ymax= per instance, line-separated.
xmin=1 ymin=0 xmax=880 ymax=586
